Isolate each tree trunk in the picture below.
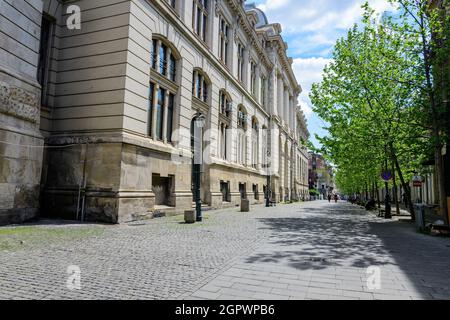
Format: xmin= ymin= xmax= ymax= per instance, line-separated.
xmin=419 ymin=10 xmax=448 ymax=224
xmin=376 ymin=181 xmax=380 ymax=209
xmin=390 ymin=144 xmax=415 ymax=221
xmin=392 ymin=161 xmax=400 ymax=215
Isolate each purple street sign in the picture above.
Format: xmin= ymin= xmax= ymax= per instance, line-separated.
xmin=381 ymin=171 xmax=393 ymax=181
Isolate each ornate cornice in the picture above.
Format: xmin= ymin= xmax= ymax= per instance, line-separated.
xmin=225 ymin=0 xmax=272 ymax=70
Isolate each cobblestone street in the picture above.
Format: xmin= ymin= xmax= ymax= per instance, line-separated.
xmin=1 ymin=201 xmax=450 ymax=300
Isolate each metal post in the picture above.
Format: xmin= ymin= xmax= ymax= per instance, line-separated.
xmin=266 ymin=173 xmax=271 ymax=207
xmin=193 ymin=113 xmax=206 ymax=222
xmin=384 ymin=144 xmax=392 ymax=219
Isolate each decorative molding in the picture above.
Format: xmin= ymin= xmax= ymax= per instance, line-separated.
xmin=0 ymin=82 xmax=40 ymax=123
xmin=215 ymin=0 xmax=222 ymax=17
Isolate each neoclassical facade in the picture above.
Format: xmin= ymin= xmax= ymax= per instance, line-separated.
xmin=0 ymin=0 xmax=310 ymax=224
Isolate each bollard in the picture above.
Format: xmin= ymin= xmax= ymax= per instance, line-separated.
xmin=184 ymin=210 xmax=196 ymax=224
xmin=241 ymin=199 xmax=250 ymax=212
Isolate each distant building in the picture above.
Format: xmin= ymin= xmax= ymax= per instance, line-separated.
xmin=308 ymin=153 xmax=334 ymax=198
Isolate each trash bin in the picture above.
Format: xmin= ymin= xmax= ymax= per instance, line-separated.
xmin=414 ymin=204 xmax=426 ymax=231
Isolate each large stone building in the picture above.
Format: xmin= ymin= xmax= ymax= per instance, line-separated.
xmin=0 ymin=0 xmax=310 ymax=224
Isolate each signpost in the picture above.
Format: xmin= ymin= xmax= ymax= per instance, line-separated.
xmin=381 ymin=171 xmax=393 ymax=182
xmin=413 ymin=176 xmax=423 ymax=187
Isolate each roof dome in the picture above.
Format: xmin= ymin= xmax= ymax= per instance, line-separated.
xmin=244 ymin=2 xmax=269 ymax=27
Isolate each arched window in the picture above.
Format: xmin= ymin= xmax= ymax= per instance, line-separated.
xmin=218 ymin=90 xmax=232 ymax=160
xmin=151 ymin=39 xmax=177 ymax=81
xmin=192 ymin=69 xmax=210 ymax=103
xmin=237 ymin=105 xmax=247 ymax=129
xmin=251 ymin=117 xmax=259 ymax=168
xmin=261 ymin=125 xmax=268 ymax=169
xmin=219 ymin=90 xmax=232 ymax=118
xmin=149 ymin=37 xmax=179 ymax=142
xmin=237 ymin=105 xmax=247 ymax=165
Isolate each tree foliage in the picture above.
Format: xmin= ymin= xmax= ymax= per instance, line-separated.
xmin=310 ymin=0 xmax=450 ymax=219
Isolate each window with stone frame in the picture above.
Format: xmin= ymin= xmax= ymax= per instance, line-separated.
xmin=219 ymin=15 xmax=230 ymax=65
xmin=149 ymin=37 xmax=179 ymax=143
xmin=219 ymin=90 xmax=232 ymax=118
xmin=37 ymin=14 xmax=55 ymax=106
xmin=192 ymin=0 xmax=209 ymax=42
xmin=151 ymin=39 xmax=177 ymax=81
xmin=218 ymin=91 xmax=232 ymax=160
xmin=260 ymin=75 xmax=267 ymax=108
xmin=192 ymin=70 xmax=209 ymax=103
xmin=250 ymin=60 xmax=257 ymax=96
xmin=237 ymin=105 xmax=247 ymax=165
xmin=237 ymin=41 xmax=245 ymax=83
xmin=251 ymin=117 xmax=259 ymax=168
xmin=261 ymin=125 xmax=268 ymax=169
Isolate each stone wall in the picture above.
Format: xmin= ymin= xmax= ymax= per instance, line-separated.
xmin=0 ymin=0 xmax=45 ymax=225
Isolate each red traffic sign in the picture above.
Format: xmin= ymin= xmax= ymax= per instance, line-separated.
xmin=413 ymin=181 xmax=422 ymax=187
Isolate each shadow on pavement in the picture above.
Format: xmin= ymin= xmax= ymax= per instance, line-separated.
xmin=245 ymin=202 xmax=450 ymax=298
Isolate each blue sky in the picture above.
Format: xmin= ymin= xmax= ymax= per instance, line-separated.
xmin=250 ymin=0 xmax=393 ymax=147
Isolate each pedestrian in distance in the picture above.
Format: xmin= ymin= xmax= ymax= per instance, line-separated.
xmin=328 ymin=194 xmax=332 ymax=203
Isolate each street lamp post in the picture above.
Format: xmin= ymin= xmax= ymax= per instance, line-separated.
xmin=193 ymin=113 xmax=206 ymax=222
xmin=384 ymin=144 xmax=392 ymax=219
xmin=265 ymin=150 xmax=271 ymax=207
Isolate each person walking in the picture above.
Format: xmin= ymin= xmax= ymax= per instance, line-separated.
xmin=328 ymin=194 xmax=332 ymax=203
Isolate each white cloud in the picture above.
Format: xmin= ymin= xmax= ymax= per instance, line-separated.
xmin=249 ymin=0 xmax=395 ymax=145
xmin=293 ymin=57 xmax=332 ymax=119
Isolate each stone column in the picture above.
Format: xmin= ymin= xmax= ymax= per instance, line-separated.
xmin=255 ymin=66 xmax=261 ymax=101
xmin=277 ymin=77 xmax=283 ymax=119
xmin=162 ymin=89 xmax=170 ymax=143
xmin=284 ymin=89 xmax=289 ymax=127
xmin=270 ymin=71 xmax=277 ymax=117
xmin=152 ymin=84 xmax=159 ymax=140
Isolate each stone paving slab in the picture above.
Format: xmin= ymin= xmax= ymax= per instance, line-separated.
xmin=186 ymin=202 xmax=450 ymax=300
xmin=1 ymin=201 xmax=450 ymax=300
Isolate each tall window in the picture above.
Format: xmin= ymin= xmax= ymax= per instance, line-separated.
xmin=219 ymin=91 xmax=231 ymax=160
xmin=149 ymin=83 xmax=175 ymax=142
xmin=260 ymin=76 xmax=267 ymax=108
xmin=237 ymin=106 xmax=247 ymax=129
xmin=219 ymin=91 xmax=231 ymax=117
xmin=250 ymin=61 xmax=257 ymax=96
xmin=192 ymin=70 xmax=209 ymax=103
xmin=251 ymin=118 xmax=259 ymax=168
xmin=149 ymin=38 xmax=178 ymax=143
xmin=237 ymin=106 xmax=247 ymax=165
xmin=219 ymin=123 xmax=229 ymax=160
xmin=237 ymin=42 xmax=245 ymax=82
xmin=37 ymin=15 xmax=55 ymax=106
xmin=219 ymin=16 xmax=230 ymax=65
xmin=262 ymin=126 xmax=268 ymax=169
xmin=151 ymin=40 xmax=176 ymax=81
xmin=192 ymin=0 xmax=208 ymax=42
